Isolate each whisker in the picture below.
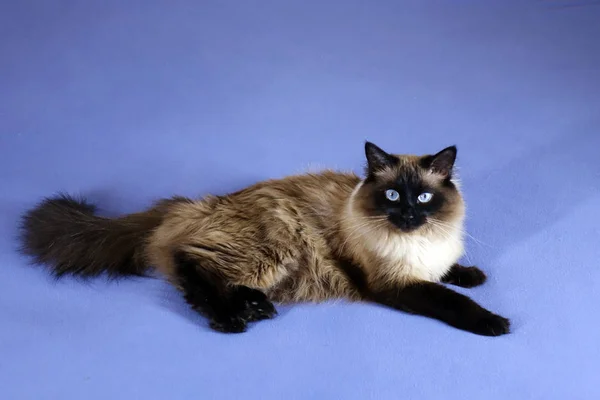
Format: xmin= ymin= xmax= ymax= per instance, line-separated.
xmin=426 ymin=219 xmax=474 ymax=264
xmin=339 ymin=219 xmax=388 ymax=254
xmin=428 ymin=218 xmax=495 ymax=249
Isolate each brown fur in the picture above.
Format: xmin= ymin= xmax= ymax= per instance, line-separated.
xmin=21 ymin=155 xmax=461 ymax=300
xmin=147 ymin=153 xmax=463 ymax=303
xmin=147 ymin=171 xmax=363 ymax=303
xmin=19 ymin=142 xmax=510 ymax=335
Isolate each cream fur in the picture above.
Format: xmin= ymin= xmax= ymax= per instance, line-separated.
xmin=344 ymin=181 xmax=465 ymax=284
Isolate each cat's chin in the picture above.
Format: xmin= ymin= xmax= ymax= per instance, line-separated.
xmin=397 ymin=226 xmax=422 ymax=234
xmin=388 ymin=220 xmax=425 ymax=234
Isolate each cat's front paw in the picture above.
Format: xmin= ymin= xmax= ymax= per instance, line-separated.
xmin=471 ymin=312 xmax=510 ymax=336
xmin=458 ymin=266 xmax=487 ymax=288
xmin=443 ymin=265 xmax=487 ymax=288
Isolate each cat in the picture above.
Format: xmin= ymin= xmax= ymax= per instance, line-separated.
xmin=19 ymin=142 xmax=510 ymax=336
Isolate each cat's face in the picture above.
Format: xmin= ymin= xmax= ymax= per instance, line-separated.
xmin=354 ymin=142 xmax=465 ymax=233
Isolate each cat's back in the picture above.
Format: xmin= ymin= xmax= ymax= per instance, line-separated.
xmin=160 ymin=170 xmax=359 ymax=237
xmin=199 ymin=170 xmax=360 ymax=250
xmin=222 ymin=169 xmax=359 ymax=215
xmin=231 ymin=169 xmax=359 ymax=197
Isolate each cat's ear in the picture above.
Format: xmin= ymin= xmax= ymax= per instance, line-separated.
xmin=365 ymin=142 xmax=397 ymax=173
xmin=422 ymin=146 xmax=457 ymax=177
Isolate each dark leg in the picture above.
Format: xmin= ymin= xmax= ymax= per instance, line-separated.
xmin=442 ymin=264 xmax=487 ymax=288
xmin=173 ymin=252 xmax=276 ymax=333
xmin=372 ymin=281 xmax=510 ymax=336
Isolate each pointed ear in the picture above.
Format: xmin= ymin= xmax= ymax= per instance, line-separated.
xmin=365 ymin=141 xmax=397 ymax=173
xmin=422 ymin=146 xmax=457 ymax=177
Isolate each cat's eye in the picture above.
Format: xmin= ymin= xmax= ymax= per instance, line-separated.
xmin=417 ymin=192 xmax=433 ymax=203
xmin=385 ymin=189 xmax=400 ymax=201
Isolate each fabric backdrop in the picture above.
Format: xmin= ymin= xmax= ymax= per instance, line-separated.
xmin=1 ymin=1 xmax=599 ymax=399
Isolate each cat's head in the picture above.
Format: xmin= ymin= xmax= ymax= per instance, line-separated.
xmin=353 ymin=142 xmax=465 ymax=233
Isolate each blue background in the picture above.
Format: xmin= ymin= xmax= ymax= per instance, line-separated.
xmin=1 ymin=1 xmax=599 ymax=399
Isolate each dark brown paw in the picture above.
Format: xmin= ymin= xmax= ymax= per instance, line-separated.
xmin=243 ymin=299 xmax=278 ymax=322
xmin=471 ymin=312 xmax=511 ymax=336
xmin=209 ymin=316 xmax=248 ymax=333
xmin=443 ymin=265 xmax=487 ymax=288
xmin=233 ymin=286 xmax=277 ymax=322
xmin=460 ymin=266 xmax=487 ymax=288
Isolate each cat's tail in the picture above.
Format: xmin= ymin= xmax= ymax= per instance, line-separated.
xmin=18 ymin=194 xmax=168 ymax=278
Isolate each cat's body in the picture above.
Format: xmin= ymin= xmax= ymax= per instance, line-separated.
xmin=19 ymin=142 xmax=510 ymax=336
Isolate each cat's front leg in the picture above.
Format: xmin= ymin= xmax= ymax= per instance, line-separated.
xmin=371 ymin=281 xmax=510 ymax=336
xmin=441 ymin=264 xmax=487 ymax=288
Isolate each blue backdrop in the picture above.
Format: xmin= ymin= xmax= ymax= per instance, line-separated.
xmin=1 ymin=1 xmax=599 ymax=399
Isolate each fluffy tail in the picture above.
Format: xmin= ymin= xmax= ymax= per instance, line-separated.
xmin=18 ymin=194 xmax=166 ymax=277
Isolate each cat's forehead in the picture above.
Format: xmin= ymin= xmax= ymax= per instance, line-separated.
xmin=374 ymin=155 xmax=438 ymax=187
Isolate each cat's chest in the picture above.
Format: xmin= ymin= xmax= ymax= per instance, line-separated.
xmin=371 ymin=232 xmax=464 ymax=281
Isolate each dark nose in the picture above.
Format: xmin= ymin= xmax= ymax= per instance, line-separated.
xmin=403 ymin=210 xmax=416 ymax=220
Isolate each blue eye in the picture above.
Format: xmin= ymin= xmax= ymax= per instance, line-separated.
xmin=385 ymin=189 xmax=400 ymax=201
xmin=417 ymin=192 xmax=433 ymax=203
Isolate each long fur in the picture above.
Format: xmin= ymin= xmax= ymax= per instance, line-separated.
xmin=18 ymin=194 xmax=173 ymax=277
xmin=17 ymin=143 xmax=510 ymax=335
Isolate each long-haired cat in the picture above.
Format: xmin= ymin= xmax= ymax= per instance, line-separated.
xmin=19 ymin=142 xmax=510 ymax=336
